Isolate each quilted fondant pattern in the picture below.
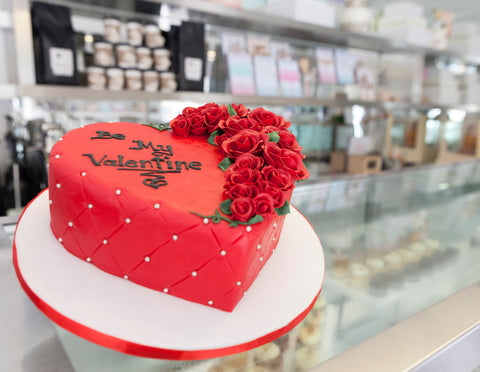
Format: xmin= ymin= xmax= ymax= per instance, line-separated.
xmin=48 ymin=123 xmax=286 ymax=311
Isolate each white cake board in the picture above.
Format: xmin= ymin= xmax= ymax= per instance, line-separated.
xmin=13 ymin=190 xmax=324 ymax=360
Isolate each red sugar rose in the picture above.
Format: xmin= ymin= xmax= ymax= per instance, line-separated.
xmin=219 ymin=116 xmax=261 ymax=135
xmin=230 ymin=153 xmax=264 ymax=171
xmin=224 ymin=182 xmax=260 ymax=199
xmin=277 ymin=130 xmax=303 ymax=154
xmin=170 ymin=115 xmax=191 ymax=137
xmin=221 ymin=129 xmax=269 ymax=159
xmin=263 ymin=142 xmax=309 ymax=181
xmin=200 ymin=104 xmax=229 ymax=133
xmin=232 ymin=103 xmax=249 ymax=117
xmin=225 ymin=167 xmax=262 ymax=184
xmin=249 ymin=108 xmax=291 ymax=130
xmin=230 ymin=197 xmax=256 ymax=222
xmin=261 ymin=183 xmax=285 ymax=208
xmin=189 ymin=113 xmax=207 ymax=136
xmin=182 ymin=107 xmax=201 ymax=117
xmin=253 ymin=193 xmax=275 ymax=216
xmin=262 ymin=165 xmax=294 ymax=191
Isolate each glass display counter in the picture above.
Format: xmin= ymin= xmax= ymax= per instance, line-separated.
xmin=2 ymin=160 xmax=480 ymax=371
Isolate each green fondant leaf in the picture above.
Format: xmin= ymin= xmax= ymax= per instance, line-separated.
xmin=220 ymin=199 xmax=233 ymax=215
xmin=207 ymin=129 xmax=222 ymax=146
xmin=229 ymin=221 xmax=239 ymax=227
xmin=143 ymin=122 xmax=171 ymax=132
xmin=275 ymin=200 xmax=290 ymax=216
xmin=247 ymin=214 xmax=264 ymax=225
xmin=268 ymin=131 xmax=280 ymax=143
xmin=218 ymin=157 xmax=233 ymax=172
xmin=227 ymin=104 xmax=238 ymax=117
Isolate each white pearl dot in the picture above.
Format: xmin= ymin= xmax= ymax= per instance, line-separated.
xmin=56 ymin=183 xmax=61 ymax=189
xmin=172 ymin=235 xmax=178 ymax=241
xmin=103 ymin=239 xmax=108 ymax=245
xmin=273 ymin=249 xmax=276 ymax=253
xmin=49 ymin=200 xmax=52 ymax=205
xmin=246 ymin=226 xmax=252 ymax=232
xmin=260 ymin=257 xmax=263 ymax=262
xmin=55 ymin=154 xmax=60 ymax=159
xmin=154 ymin=203 xmax=160 ymax=209
xmin=145 ymin=256 xmax=150 ymax=262
xmin=273 ymin=237 xmax=276 ymax=241
xmin=58 ymin=237 xmax=63 ymax=243
xmin=257 ymin=244 xmax=261 ymax=250
xmin=203 ymin=218 xmax=209 ymax=224
xmin=236 ymin=281 xmax=241 ymax=286
xmin=208 ymin=300 xmax=213 ymax=305
xmin=81 ymin=172 xmax=86 ymax=177
xmin=220 ymin=250 xmax=226 ymax=256
xmin=274 ymin=223 xmax=277 ymax=228
xmin=244 ymin=291 xmax=247 ymax=296
xmin=88 ymin=204 xmax=93 ymax=209
xmin=115 ymin=189 xmax=121 ymax=195
xmin=68 ymin=222 xmax=73 ymax=227
xmin=163 ymin=288 xmax=169 ymax=293
xmin=124 ymin=275 xmax=128 ymax=280
xmin=86 ymin=257 xmax=91 ymax=262
xmin=125 ymin=218 xmax=131 ymax=224
xmin=59 ymin=137 xmax=63 ymax=141
xmin=192 ymin=271 xmax=197 ymax=277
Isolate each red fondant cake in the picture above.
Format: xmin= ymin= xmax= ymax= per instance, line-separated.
xmin=48 ymin=103 xmax=308 ymax=312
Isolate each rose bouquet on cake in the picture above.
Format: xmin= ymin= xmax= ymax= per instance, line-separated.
xmin=156 ymin=103 xmax=309 ymax=226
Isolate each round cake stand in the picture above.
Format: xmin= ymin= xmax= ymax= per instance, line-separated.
xmin=13 ymin=190 xmax=325 ymax=360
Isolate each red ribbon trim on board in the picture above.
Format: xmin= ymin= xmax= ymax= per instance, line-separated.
xmin=12 ymin=190 xmax=324 ymax=360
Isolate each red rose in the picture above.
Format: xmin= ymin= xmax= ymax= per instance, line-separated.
xmin=182 ymin=106 xmax=201 ymax=117
xmin=170 ymin=115 xmax=191 ymax=137
xmin=261 ymin=183 xmax=285 ymax=208
xmin=230 ymin=153 xmax=264 ymax=171
xmin=262 ymin=165 xmax=294 ymax=191
xmin=225 ymin=167 xmax=262 ymax=184
xmin=230 ymin=197 xmax=255 ymax=222
xmin=201 ymin=105 xmax=229 ymax=133
xmin=214 ymin=132 xmax=229 ymax=147
xmin=224 ymin=182 xmax=260 ymax=199
xmin=198 ymin=102 xmax=218 ymax=111
xmin=277 ymin=130 xmax=303 ymax=153
xmin=189 ymin=113 xmax=207 ymax=136
xmin=253 ymin=193 xmax=275 ymax=216
xmin=263 ymin=142 xmax=309 ymax=181
xmin=231 ymin=103 xmax=249 ymax=117
xmin=221 ymin=129 xmax=269 ymax=159
xmin=219 ymin=116 xmax=261 ymax=135
xmin=249 ymin=108 xmax=291 ymax=130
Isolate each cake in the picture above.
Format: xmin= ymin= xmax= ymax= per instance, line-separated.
xmin=253 ymin=342 xmax=284 ymax=371
xmin=47 ymin=103 xmax=309 ymax=312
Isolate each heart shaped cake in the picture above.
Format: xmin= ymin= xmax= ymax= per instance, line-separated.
xmin=48 ymin=103 xmax=309 ymax=312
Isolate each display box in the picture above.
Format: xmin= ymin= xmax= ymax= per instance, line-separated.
xmin=347 ymin=155 xmax=382 ymax=174
xmin=330 ymin=151 xmax=347 ymax=172
xmin=437 ymin=119 xmax=480 ymax=164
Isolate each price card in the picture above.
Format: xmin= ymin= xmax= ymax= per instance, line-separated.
xmin=335 ymin=49 xmax=355 ymax=85
xmin=221 ymin=31 xmax=247 ymax=54
xmin=253 ymin=55 xmax=279 ymax=96
xmin=227 ymin=52 xmax=256 ymax=95
xmin=277 ymin=58 xmax=303 ymax=98
xmin=315 ymin=47 xmax=337 ymax=84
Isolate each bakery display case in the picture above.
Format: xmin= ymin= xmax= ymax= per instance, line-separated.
xmin=3 ymin=159 xmax=480 ymax=371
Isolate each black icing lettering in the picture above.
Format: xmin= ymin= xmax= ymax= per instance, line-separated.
xmin=104 ymin=159 xmax=117 ymax=166
xmin=140 ymin=160 xmax=153 ymax=168
xmin=151 ymin=156 xmax=164 ymax=169
xmin=125 ymin=160 xmax=138 ymax=168
xmin=118 ymin=155 xmax=124 ymax=167
xmin=82 ymin=153 xmax=107 ymax=166
xmin=188 ymin=161 xmax=202 ymax=170
xmin=175 ymin=161 xmax=188 ymax=171
xmin=91 ymin=131 xmax=125 ymax=140
xmin=158 ymin=145 xmax=173 ymax=156
xmin=130 ymin=140 xmax=155 ymax=151
xmin=166 ymin=160 xmax=174 ymax=169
